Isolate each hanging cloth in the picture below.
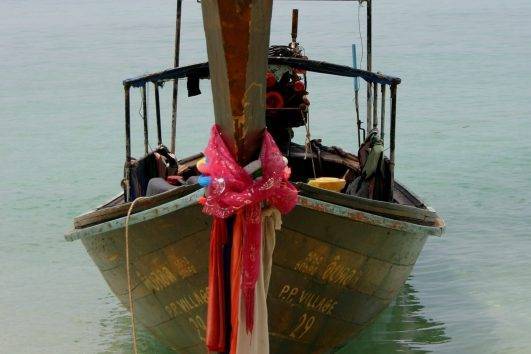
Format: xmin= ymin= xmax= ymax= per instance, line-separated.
xmin=203 ymin=125 xmax=297 ymax=353
xmin=234 ymin=208 xmax=281 ymax=354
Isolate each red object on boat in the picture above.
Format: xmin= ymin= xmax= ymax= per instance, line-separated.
xmin=206 ymin=217 xmax=228 ymax=352
xmin=293 ymin=80 xmax=305 ymax=92
xmin=266 ymin=91 xmax=284 ymax=109
xmin=198 ymin=196 xmax=207 ymax=205
xmin=266 ymin=72 xmax=276 ymax=88
xmin=166 ymin=175 xmax=182 ymax=185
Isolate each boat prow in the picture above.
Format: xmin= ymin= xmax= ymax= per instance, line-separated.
xmin=66 ymin=171 xmax=442 ymax=353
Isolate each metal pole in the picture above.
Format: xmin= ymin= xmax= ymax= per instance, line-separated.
xmin=380 ymin=84 xmax=386 ymax=140
xmin=154 ymin=83 xmax=162 ymax=146
xmin=389 ymin=83 xmax=397 ymax=202
xmin=367 ymin=0 xmax=372 ymax=72
xmin=355 ymin=90 xmax=361 ymax=147
xmin=170 ymin=0 xmax=183 ymax=154
xmin=372 ymin=81 xmax=378 ymax=130
xmin=142 ymin=85 xmax=149 ymax=155
xmin=366 ymin=0 xmax=372 ymax=130
xmin=291 ymin=9 xmax=299 ymax=48
xmin=352 ymin=43 xmax=362 ymax=147
xmin=124 ymin=85 xmax=132 ymax=202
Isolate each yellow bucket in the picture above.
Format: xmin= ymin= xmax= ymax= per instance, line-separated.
xmin=307 ymin=177 xmax=346 ymax=192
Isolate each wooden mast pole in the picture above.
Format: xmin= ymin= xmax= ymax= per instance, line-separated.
xmin=200 ymin=0 xmax=273 ymax=164
xmin=200 ymin=2 xmax=273 ymax=351
xmin=170 ymin=0 xmax=183 ymax=154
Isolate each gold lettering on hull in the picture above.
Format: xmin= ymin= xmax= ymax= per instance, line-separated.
xmin=137 ymin=266 xmax=177 ymax=292
xmin=294 ymin=251 xmax=324 ymax=276
xmin=188 ymin=315 xmax=206 ymax=343
xmin=173 ymin=256 xmax=197 ymax=279
xmin=322 ymin=255 xmax=359 ymax=287
xmin=164 ymin=287 xmax=209 ymax=318
xmin=295 ymin=252 xmax=360 ymax=287
xmin=278 ymin=284 xmax=338 ymax=315
xmin=137 ymin=256 xmax=198 ymax=292
xmin=289 ymin=313 xmax=316 ymax=340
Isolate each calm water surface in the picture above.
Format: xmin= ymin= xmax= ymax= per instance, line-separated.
xmin=1 ymin=0 xmax=530 ymax=353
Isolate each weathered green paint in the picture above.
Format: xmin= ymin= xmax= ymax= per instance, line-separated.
xmin=67 ymin=183 xmax=442 ymax=353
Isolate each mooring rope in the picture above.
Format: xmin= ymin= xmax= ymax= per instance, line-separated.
xmin=124 ymin=196 xmax=147 ymax=354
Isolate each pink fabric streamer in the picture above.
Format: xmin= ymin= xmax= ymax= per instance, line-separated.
xmin=203 ymin=125 xmax=297 ymax=335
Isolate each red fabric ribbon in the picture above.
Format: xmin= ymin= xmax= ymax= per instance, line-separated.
xmin=206 ymin=217 xmax=228 ymax=352
xmin=203 ymin=125 xmax=297 ymax=352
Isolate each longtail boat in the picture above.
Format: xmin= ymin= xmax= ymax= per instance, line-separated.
xmin=66 ymin=1 xmax=444 ymax=353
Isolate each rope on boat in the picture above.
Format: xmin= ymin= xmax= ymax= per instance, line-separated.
xmin=303 ymin=111 xmax=317 ymax=178
xmin=124 ymin=196 xmax=147 ymax=354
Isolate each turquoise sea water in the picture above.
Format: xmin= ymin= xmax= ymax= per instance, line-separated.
xmin=1 ymin=0 xmax=530 ymax=353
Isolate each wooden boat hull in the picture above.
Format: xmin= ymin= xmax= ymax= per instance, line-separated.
xmin=69 ymin=188 xmax=442 ymax=353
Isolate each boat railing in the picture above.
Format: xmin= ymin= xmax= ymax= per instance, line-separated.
xmin=122 ymin=57 xmax=401 ymax=202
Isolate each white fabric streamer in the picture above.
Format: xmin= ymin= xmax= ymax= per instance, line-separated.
xmin=235 ymin=208 xmax=282 ymax=354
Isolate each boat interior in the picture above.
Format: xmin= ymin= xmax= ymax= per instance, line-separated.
xmin=74 ymin=142 xmax=440 ymax=230
xmin=74 ymin=45 xmax=443 ymax=230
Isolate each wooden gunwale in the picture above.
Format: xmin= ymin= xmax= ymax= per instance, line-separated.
xmin=297 ymin=196 xmax=442 ymax=236
xmin=66 ymin=186 xmax=442 ymax=242
xmin=72 ymin=177 xmax=442 ymax=233
xmin=74 ymin=184 xmax=200 ymax=229
xmin=66 ymin=189 xmax=205 ymax=241
xmin=297 ymin=183 xmax=442 ymax=227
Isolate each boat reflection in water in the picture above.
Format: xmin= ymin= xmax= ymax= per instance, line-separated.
xmin=339 ymin=281 xmax=450 ymax=353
